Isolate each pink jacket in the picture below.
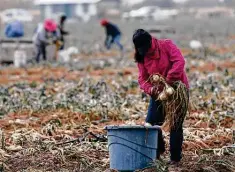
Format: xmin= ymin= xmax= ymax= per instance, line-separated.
xmin=137 ymin=38 xmax=189 ymax=95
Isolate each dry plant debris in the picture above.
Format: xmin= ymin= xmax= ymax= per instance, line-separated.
xmin=0 ymin=51 xmax=234 ymax=172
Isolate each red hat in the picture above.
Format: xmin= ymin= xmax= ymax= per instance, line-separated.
xmin=100 ymin=19 xmax=108 ymax=26
xmin=44 ymin=19 xmax=57 ymax=32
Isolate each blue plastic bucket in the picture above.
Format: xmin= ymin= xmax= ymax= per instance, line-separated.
xmin=105 ymin=125 xmax=160 ymax=172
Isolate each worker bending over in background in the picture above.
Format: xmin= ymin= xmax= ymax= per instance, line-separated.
xmin=100 ymin=19 xmax=124 ymax=52
xmin=33 ymin=19 xmax=60 ymax=63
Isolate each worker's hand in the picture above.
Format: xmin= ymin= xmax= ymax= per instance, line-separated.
xmin=57 ymin=40 xmax=63 ymax=45
xmin=166 ymin=77 xmax=175 ymax=86
xmin=151 ymin=85 xmax=163 ymax=99
xmin=53 ymin=40 xmax=62 ymax=45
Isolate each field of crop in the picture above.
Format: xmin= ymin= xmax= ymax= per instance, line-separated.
xmin=0 ymin=44 xmax=234 ymax=172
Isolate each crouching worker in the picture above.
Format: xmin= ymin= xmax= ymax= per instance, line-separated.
xmin=133 ymin=29 xmax=189 ymax=165
xmin=100 ymin=19 xmax=123 ymax=52
xmin=33 ymin=19 xmax=60 ymax=63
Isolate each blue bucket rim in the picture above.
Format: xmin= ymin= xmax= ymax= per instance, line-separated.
xmin=105 ymin=125 xmax=161 ymax=130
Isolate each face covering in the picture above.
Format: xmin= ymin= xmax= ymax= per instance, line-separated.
xmin=137 ymin=46 xmax=150 ymax=56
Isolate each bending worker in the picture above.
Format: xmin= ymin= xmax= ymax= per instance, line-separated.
xmin=33 ymin=19 xmax=60 ymax=63
xmin=133 ymin=29 xmax=189 ymax=165
xmin=100 ymin=19 xmax=123 ymax=52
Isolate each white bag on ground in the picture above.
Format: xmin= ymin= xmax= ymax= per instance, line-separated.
xmin=14 ymin=50 xmax=27 ymax=67
xmin=58 ymin=50 xmax=70 ymax=63
xmin=58 ymin=47 xmax=79 ymax=63
xmin=189 ymin=40 xmax=203 ymax=50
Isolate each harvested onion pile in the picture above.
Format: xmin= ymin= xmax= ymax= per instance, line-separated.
xmin=149 ymin=74 xmax=189 ymax=130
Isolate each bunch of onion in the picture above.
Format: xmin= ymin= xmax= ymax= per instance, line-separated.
xmin=148 ymin=74 xmax=189 ymax=130
xmin=149 ymin=74 xmax=175 ymax=101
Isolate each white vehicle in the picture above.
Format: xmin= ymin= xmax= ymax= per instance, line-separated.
xmin=152 ymin=9 xmax=179 ymax=21
xmin=123 ymin=6 xmax=159 ymax=20
xmin=144 ymin=25 xmax=176 ymax=39
xmin=0 ymin=9 xmax=33 ymax=23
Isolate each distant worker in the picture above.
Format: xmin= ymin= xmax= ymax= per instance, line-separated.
xmin=100 ymin=19 xmax=123 ymax=52
xmin=33 ymin=19 xmax=60 ymax=63
xmin=5 ymin=20 xmax=24 ymax=38
xmin=57 ymin=14 xmax=69 ymax=50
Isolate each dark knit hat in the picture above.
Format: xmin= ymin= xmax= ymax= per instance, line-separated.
xmin=133 ymin=29 xmax=152 ymax=56
xmin=133 ymin=29 xmax=152 ymax=48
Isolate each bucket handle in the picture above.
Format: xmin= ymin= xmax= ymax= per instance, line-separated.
xmin=107 ymin=135 xmax=157 ymax=150
xmin=108 ymin=142 xmax=155 ymax=161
